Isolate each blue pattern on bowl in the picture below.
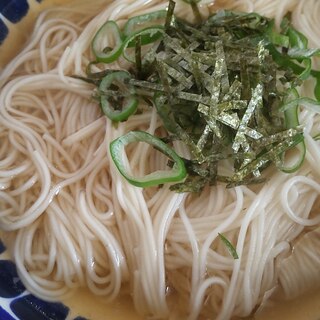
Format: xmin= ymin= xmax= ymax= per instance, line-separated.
xmin=0 ymin=0 xmax=29 ymax=23
xmin=0 ymin=0 xmax=46 ymax=45
xmin=11 ymin=295 xmax=69 ymax=320
xmin=0 ymin=2 xmax=90 ymax=318
xmin=0 ymin=240 xmax=6 ymax=254
xmin=0 ymin=19 xmax=9 ymax=45
xmin=0 ymin=306 xmax=16 ymax=320
xmin=0 ymin=261 xmax=25 ymax=298
xmin=0 ymin=237 xmax=89 ymax=320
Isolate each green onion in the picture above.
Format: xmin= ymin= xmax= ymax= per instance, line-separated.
xmin=269 ymin=32 xmax=290 ymax=47
xmin=280 ymin=88 xmax=306 ymax=173
xmin=267 ymin=21 xmax=290 ymax=47
xmin=83 ymin=6 xmax=320 ymax=191
xmin=123 ymin=10 xmax=167 ymax=38
xmin=287 ymin=47 xmax=320 ymax=59
xmin=315 ymin=76 xmax=320 ymax=101
xmin=286 ymin=25 xmax=308 ymax=49
xmin=92 ymin=21 xmax=123 ymax=63
xmin=99 ymin=71 xmax=138 ymax=122
xmin=122 ymin=27 xmax=165 ymax=63
xmin=269 ymin=18 xmax=320 ymax=85
xmin=110 ymin=131 xmax=187 ymax=187
xmin=218 ymin=233 xmax=239 ymax=259
xmin=279 ymin=97 xmax=320 ymax=113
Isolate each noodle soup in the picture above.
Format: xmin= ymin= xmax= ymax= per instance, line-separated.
xmin=1 ymin=0 xmax=320 ymax=319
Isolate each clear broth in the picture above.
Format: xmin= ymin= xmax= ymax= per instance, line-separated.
xmin=1 ymin=0 xmax=320 ymax=319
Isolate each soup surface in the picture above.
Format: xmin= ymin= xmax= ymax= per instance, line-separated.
xmin=1 ymin=0 xmax=320 ymax=319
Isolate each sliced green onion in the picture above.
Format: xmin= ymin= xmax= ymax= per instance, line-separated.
xmin=218 ymin=233 xmax=239 ymax=259
xmin=287 ymin=47 xmax=320 ymax=59
xmin=315 ymin=76 xmax=320 ymax=101
xmin=122 ymin=27 xmax=165 ymax=63
xmin=266 ymin=22 xmax=290 ymax=48
xmin=123 ymin=10 xmax=167 ymax=38
xmin=268 ymin=21 xmax=320 ymax=88
xmin=287 ymin=26 xmax=308 ymax=50
xmin=99 ymin=71 xmax=138 ymax=121
xmin=268 ymin=21 xmax=319 ymax=83
xmin=287 ymin=28 xmax=312 ymax=80
xmin=125 ymin=28 xmax=165 ymax=48
xmin=92 ymin=21 xmax=123 ymax=63
xmin=82 ymin=8 xmax=320 ymax=191
xmin=110 ymin=131 xmax=187 ymax=187
xmin=279 ymin=96 xmax=320 ymax=113
xmin=283 ymin=88 xmax=300 ymax=128
xmin=269 ymin=32 xmax=290 ymax=47
xmin=279 ymin=88 xmax=306 ymax=173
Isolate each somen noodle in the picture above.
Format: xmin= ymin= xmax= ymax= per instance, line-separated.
xmin=0 ymin=0 xmax=320 ymax=319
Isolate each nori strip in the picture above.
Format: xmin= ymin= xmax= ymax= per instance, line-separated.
xmin=88 ymin=6 xmax=317 ymax=191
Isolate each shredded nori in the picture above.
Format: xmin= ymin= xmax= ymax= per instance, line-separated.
xmin=136 ymin=10 xmax=303 ymax=191
xmin=87 ymin=6 xmax=320 ymax=192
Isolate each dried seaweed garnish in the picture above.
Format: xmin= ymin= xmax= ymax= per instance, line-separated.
xmin=86 ymin=5 xmax=320 ymax=191
xmin=142 ymin=15 xmax=289 ymax=192
xmin=129 ymin=10 xmax=309 ymax=191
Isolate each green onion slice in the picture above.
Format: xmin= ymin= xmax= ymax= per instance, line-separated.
xmin=123 ymin=10 xmax=167 ymax=38
xmin=280 ymin=88 xmax=306 ymax=173
xmin=99 ymin=71 xmax=138 ymax=122
xmin=279 ymin=96 xmax=320 ymax=113
xmin=83 ymin=8 xmax=320 ymax=191
xmin=110 ymin=131 xmax=187 ymax=187
xmin=122 ymin=27 xmax=165 ymax=63
xmin=315 ymin=76 xmax=320 ymax=101
xmin=92 ymin=21 xmax=123 ymax=63
xmin=218 ymin=233 xmax=239 ymax=259
xmin=287 ymin=25 xmax=308 ymax=49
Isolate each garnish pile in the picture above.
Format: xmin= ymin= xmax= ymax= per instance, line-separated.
xmin=80 ymin=0 xmax=320 ymax=192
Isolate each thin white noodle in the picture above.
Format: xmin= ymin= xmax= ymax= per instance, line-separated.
xmin=0 ymin=0 xmax=320 ymax=319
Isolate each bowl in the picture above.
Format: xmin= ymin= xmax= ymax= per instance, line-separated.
xmin=0 ymin=1 xmax=320 ymax=319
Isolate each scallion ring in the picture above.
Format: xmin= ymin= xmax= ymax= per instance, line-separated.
xmin=110 ymin=131 xmax=187 ymax=187
xmin=123 ymin=10 xmax=167 ymax=38
xmin=99 ymin=71 xmax=138 ymax=122
xmin=122 ymin=27 xmax=165 ymax=63
xmin=92 ymin=21 xmax=123 ymax=63
xmin=280 ymin=88 xmax=306 ymax=173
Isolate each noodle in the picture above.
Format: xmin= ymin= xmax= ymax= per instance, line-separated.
xmin=1 ymin=0 xmax=320 ymax=319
